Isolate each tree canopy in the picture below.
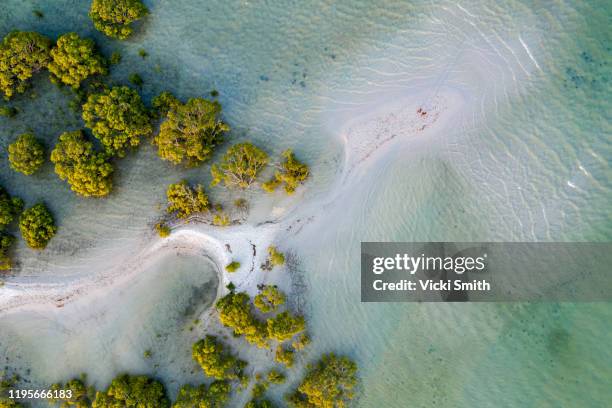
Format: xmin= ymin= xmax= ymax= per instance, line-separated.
xmin=0 ymin=31 xmax=51 ymax=99
xmin=92 ymin=374 xmax=169 ymax=408
xmin=192 ymin=335 xmax=246 ymax=380
xmin=51 ymin=130 xmax=114 ymax=197
xmin=267 ymin=311 xmax=306 ymax=342
xmin=262 ymin=149 xmax=309 ymax=195
xmin=0 ymin=233 xmax=16 ymax=271
xmin=0 ymin=186 xmax=24 ymax=229
xmin=19 ymin=203 xmax=57 ymax=249
xmin=89 ymin=0 xmax=149 ymax=40
xmin=82 ymin=86 xmax=152 ymax=157
xmin=211 ymin=143 xmax=269 ymax=189
xmin=262 ymin=246 xmax=285 ymax=270
xmin=49 ymin=378 xmax=91 ymax=408
xmin=275 ymin=346 xmax=294 ymax=368
xmin=288 ymin=354 xmax=358 ymax=408
xmin=8 ymin=133 xmax=45 ymax=175
xmin=48 ymin=32 xmax=107 ymax=89
xmin=254 ymin=285 xmax=285 ymax=313
xmin=166 ymin=181 xmax=209 ymax=218
xmin=172 ymin=382 xmax=231 ymax=408
xmin=153 ymin=96 xmax=229 ymax=166
xmin=216 ymin=291 xmax=269 ymax=348
xmin=246 ymin=400 xmax=276 ymax=408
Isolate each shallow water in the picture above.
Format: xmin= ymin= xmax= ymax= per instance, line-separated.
xmin=0 ymin=253 xmax=218 ymax=392
xmin=0 ymin=0 xmax=610 ymax=406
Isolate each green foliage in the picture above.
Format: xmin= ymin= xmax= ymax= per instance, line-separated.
xmin=166 ymin=181 xmax=209 ymax=219
xmin=0 ymin=187 xmax=23 ymax=230
xmin=210 ymin=143 xmax=269 ymax=189
xmin=251 ymin=382 xmax=268 ymax=399
xmin=51 ymin=130 xmax=114 ymax=197
xmin=212 ymin=212 xmax=230 ymax=227
xmin=89 ymin=0 xmax=149 ymax=40
xmin=269 ymin=246 xmax=285 ymax=266
xmin=138 ymin=49 xmax=148 ymax=58
xmin=267 ymin=311 xmax=306 ymax=342
xmin=8 ymin=133 xmax=45 ymax=175
xmin=288 ymin=354 xmax=358 ymax=408
xmin=262 ymin=149 xmax=309 ymax=195
xmin=92 ymin=374 xmax=169 ymax=408
xmin=292 ymin=333 xmax=311 ymax=351
xmin=143 ymin=349 xmax=152 ymax=359
xmin=216 ymin=291 xmax=269 ymax=348
xmin=154 ymin=96 xmax=229 ymax=166
xmin=151 ymin=91 xmax=179 ymax=118
xmin=262 ymin=246 xmax=285 ymax=270
xmin=0 ymin=375 xmax=23 ymax=407
xmin=155 ymin=222 xmax=170 ymax=238
xmin=267 ymin=369 xmax=286 ymax=384
xmin=192 ymin=335 xmax=246 ymax=380
xmin=48 ymin=32 xmax=107 ymax=89
xmin=109 ymin=52 xmax=122 ymax=65
xmin=82 ymin=86 xmax=152 ymax=157
xmin=49 ymin=378 xmax=92 ymax=407
xmin=0 ymin=31 xmax=51 ymax=99
xmin=0 ymin=233 xmax=16 ymax=271
xmin=246 ymin=400 xmax=276 ymax=408
xmin=225 ymin=261 xmax=240 ymax=273
xmin=172 ymin=382 xmax=230 ymax=408
xmin=0 ymin=106 xmax=17 ymax=117
xmin=0 ymin=399 xmax=21 ymax=407
xmin=129 ymin=73 xmax=143 ymax=87
xmin=254 ymin=285 xmax=285 ymax=313
xmin=275 ymin=346 xmax=294 ymax=368
xmin=19 ymin=203 xmax=57 ymax=249
xmin=233 ymin=198 xmax=248 ymax=211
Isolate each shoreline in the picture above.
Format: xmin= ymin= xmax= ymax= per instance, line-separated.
xmin=0 ymin=87 xmax=462 ymax=315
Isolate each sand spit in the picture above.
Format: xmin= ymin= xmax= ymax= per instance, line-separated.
xmin=0 ymin=87 xmax=462 ymax=316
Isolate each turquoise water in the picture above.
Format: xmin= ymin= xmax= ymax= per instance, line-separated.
xmin=1 ymin=0 xmax=611 ymax=406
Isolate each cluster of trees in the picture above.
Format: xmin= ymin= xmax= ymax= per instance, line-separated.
xmin=0 ymin=187 xmax=22 ymax=270
xmin=49 ymin=377 xmax=91 ymax=407
xmin=288 ymin=354 xmax=358 ymax=408
xmin=216 ymin=291 xmax=269 ymax=348
xmin=215 ymin=288 xmax=306 ymax=354
xmin=262 ymin=149 xmax=310 ymax=195
xmin=254 ymin=285 xmax=285 ymax=313
xmin=92 ymin=374 xmax=168 ymax=407
xmin=210 ymin=144 xmax=310 ymax=195
xmin=192 ymin=335 xmax=247 ymax=381
xmin=0 ymin=188 xmax=57 ymax=268
xmin=1 ymin=29 xmax=109 ymax=99
xmin=173 ymin=381 xmax=231 ymax=408
xmin=89 ymin=0 xmax=148 ymax=40
xmin=166 ymin=181 xmax=210 ymax=219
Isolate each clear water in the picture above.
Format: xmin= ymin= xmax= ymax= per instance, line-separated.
xmin=0 ymin=0 xmax=610 ymax=406
xmin=0 ymin=254 xmax=218 ymax=391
